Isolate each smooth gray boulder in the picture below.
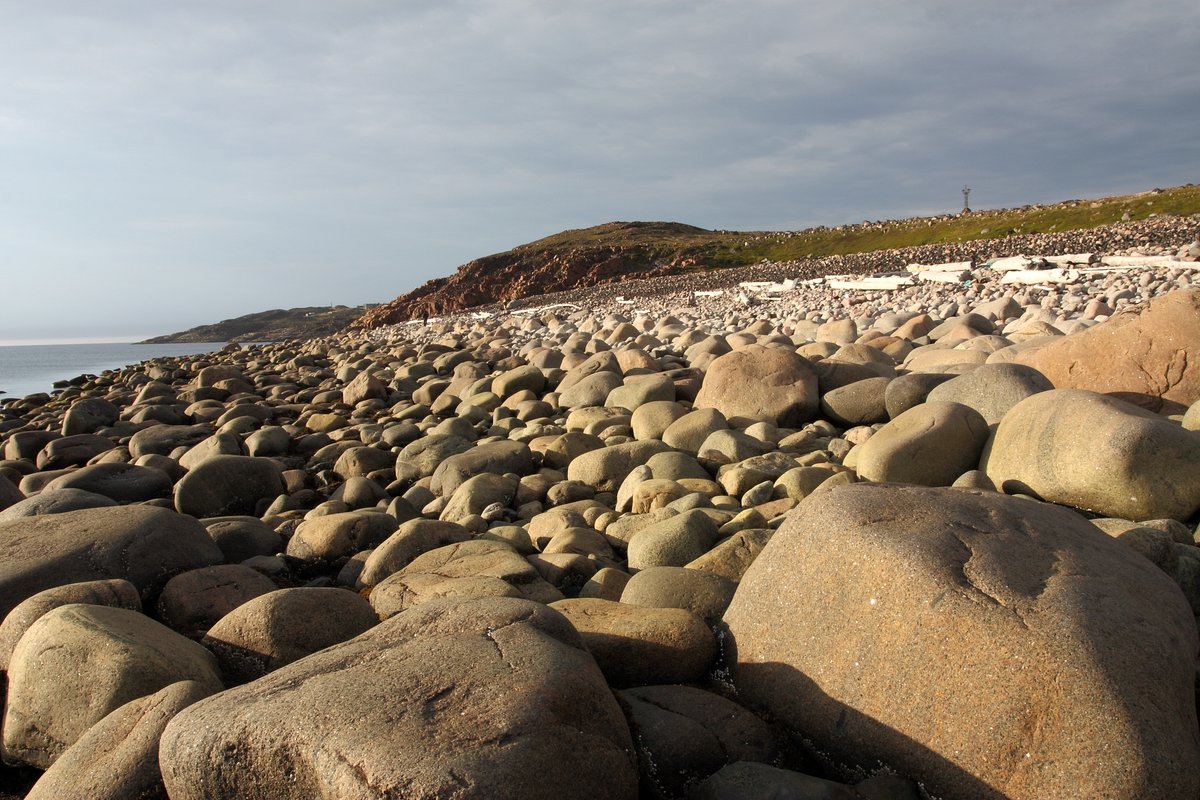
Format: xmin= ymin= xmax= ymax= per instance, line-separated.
xmin=983 ymin=388 xmax=1200 ymax=520
xmin=0 ymin=505 xmax=223 ymax=622
xmin=855 ymin=401 xmax=989 ymax=486
xmin=159 ymin=597 xmax=638 ymax=799
xmin=42 ymin=462 xmax=173 ymax=503
xmin=926 ymin=362 xmax=1053 ymax=425
xmin=724 ymin=483 xmax=1200 ymax=800
xmin=24 ymin=680 xmax=212 ymax=800
xmin=174 ymin=455 xmax=285 ymax=518
xmin=0 ymin=487 xmax=117 ymax=521
xmin=203 ymin=587 xmax=379 ymax=683
xmin=3 ymin=604 xmax=223 ymax=768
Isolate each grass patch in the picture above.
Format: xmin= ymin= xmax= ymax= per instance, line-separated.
xmin=510 ymin=184 xmax=1200 ymax=271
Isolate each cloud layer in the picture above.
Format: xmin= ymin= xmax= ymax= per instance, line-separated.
xmin=1 ymin=1 xmax=1196 ymax=338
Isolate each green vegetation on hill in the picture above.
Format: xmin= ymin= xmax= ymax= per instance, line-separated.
xmin=516 ymin=185 xmax=1200 ymax=271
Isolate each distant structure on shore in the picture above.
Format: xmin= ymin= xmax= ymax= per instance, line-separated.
xmin=961 ymin=185 xmax=972 ymax=214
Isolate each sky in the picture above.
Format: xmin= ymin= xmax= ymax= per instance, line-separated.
xmin=1 ymin=0 xmax=1197 ymax=342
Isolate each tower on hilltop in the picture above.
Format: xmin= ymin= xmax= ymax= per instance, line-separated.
xmin=961 ymin=186 xmax=971 ymax=214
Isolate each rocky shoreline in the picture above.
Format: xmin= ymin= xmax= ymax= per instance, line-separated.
xmin=1 ymin=225 xmax=1200 ymax=798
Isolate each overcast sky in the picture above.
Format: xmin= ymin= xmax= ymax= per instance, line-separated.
xmin=1 ymin=0 xmax=1197 ymax=342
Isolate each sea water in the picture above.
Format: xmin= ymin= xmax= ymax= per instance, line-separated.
xmin=0 ymin=342 xmax=226 ymax=399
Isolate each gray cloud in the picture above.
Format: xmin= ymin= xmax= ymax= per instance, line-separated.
xmin=0 ymin=0 xmax=1196 ymax=339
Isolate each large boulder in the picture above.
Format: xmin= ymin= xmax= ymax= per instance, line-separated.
xmin=355 ymin=518 xmax=473 ymax=588
xmin=617 ymin=685 xmax=778 ymax=800
xmin=854 ymin=401 xmax=989 ymax=486
xmin=0 ymin=578 xmax=141 ymax=669
xmin=174 ymin=455 xmax=285 ymax=518
xmin=23 ymin=680 xmax=212 ymax=800
xmin=369 ymin=539 xmax=563 ymax=618
xmin=202 ymin=587 xmax=379 ymax=683
xmin=156 ymin=564 xmax=279 ymax=637
xmin=550 ymin=598 xmax=716 ymax=687
xmin=983 ymin=388 xmax=1200 ymax=520
xmin=925 ymin=362 xmax=1053 ymax=426
xmin=1013 ymin=288 xmax=1200 ymax=413
xmin=159 ymin=597 xmax=638 ymax=799
xmin=0 ymin=487 xmax=116 ymax=520
xmin=0 ymin=505 xmax=223 ymax=622
xmin=3 ymin=604 xmax=223 ymax=768
xmin=430 ymin=440 xmax=533 ymax=497
xmin=693 ymin=345 xmax=818 ymax=426
xmin=286 ymin=511 xmax=400 ymax=561
xmin=567 ymin=440 xmax=673 ymax=494
xmin=724 ymin=483 xmax=1200 ymax=800
xmin=42 ymin=462 xmax=173 ymax=503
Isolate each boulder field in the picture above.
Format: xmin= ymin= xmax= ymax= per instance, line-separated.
xmin=2 ymin=241 xmax=1200 ymax=798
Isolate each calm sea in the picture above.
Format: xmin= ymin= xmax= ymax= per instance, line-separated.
xmin=0 ymin=342 xmax=227 ymax=399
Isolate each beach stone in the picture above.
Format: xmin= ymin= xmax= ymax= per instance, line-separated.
xmin=202 ymin=516 xmax=281 ymax=562
xmin=628 ymin=508 xmax=720 ymax=570
xmin=430 ymin=440 xmax=533 ymax=497
xmin=333 ymin=445 xmax=396 ymax=478
xmin=620 ymin=566 xmax=736 ymax=621
xmin=342 ymin=371 xmax=388 ymax=406
xmin=550 ymin=597 xmax=717 ymax=687
xmin=662 ymin=408 xmax=729 ymax=453
xmin=882 ymin=373 xmax=955 ymax=419
xmin=618 ymin=685 xmax=778 ymax=800
xmin=903 ymin=346 xmax=989 ymax=373
xmin=3 ymin=430 xmax=58 ymax=461
xmin=492 ymin=364 xmax=546 ymax=398
xmin=3 ymin=604 xmax=223 ymax=769
xmin=160 ymin=597 xmax=638 ymax=800
xmin=694 ymin=346 xmax=819 ymax=426
xmin=579 ymin=566 xmax=632 ymax=601
xmin=244 ymin=425 xmax=291 ymax=457
xmin=685 ymin=529 xmax=773 ymax=582
xmin=36 ymin=433 xmax=116 ymax=469
xmin=328 ymin=475 xmax=388 ymax=510
xmin=42 ymin=461 xmax=173 ymax=503
xmin=174 ymin=455 xmax=284 ymax=518
xmin=819 ymin=376 xmax=892 ymax=427
xmin=567 ymin=439 xmax=672 ymax=493
xmin=724 ymin=483 xmax=1200 ymax=800
xmin=0 ymin=505 xmax=222 ymax=621
xmin=606 ymin=374 xmax=675 ymax=410
xmin=558 ymin=371 xmax=624 ymax=408
xmin=156 ymin=564 xmax=278 ymax=636
xmin=178 ymin=432 xmax=243 ymax=470
xmin=925 ymin=363 xmax=1053 ymax=426
xmin=395 ymin=433 xmax=474 ymax=479
xmin=856 ymin=401 xmax=989 ymax=487
xmin=128 ymin=424 xmax=211 ymax=459
xmin=0 ymin=578 xmax=141 ymax=669
xmin=631 ymin=478 xmax=690 ymax=514
xmin=541 ymin=431 xmax=604 ymax=470
xmin=60 ymin=397 xmax=119 ymax=435
xmin=370 ymin=539 xmax=563 ymax=618
xmin=631 ymin=400 xmax=688 ymax=441
xmin=202 ymin=587 xmax=379 ymax=683
xmin=441 ymin=472 xmax=518 ymax=525
xmin=287 ymin=511 xmax=400 ymax=562
xmin=983 ymin=388 xmax=1200 ymax=520
xmin=356 ymin=518 xmax=473 ymax=587
xmin=22 ymin=679 xmax=211 ymax=800
xmin=1014 ymin=288 xmax=1200 ymax=413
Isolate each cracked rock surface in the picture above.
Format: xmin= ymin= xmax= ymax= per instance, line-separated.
xmin=724 ymin=483 xmax=1200 ymax=800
